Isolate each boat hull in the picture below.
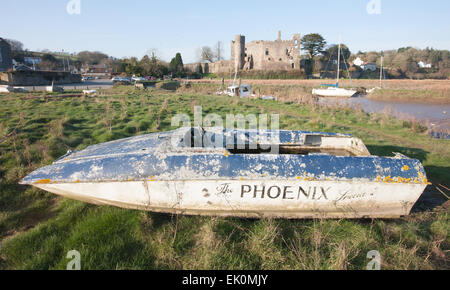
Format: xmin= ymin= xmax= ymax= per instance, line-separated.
xmin=312 ymin=88 xmax=357 ymax=98
xmin=34 ymin=179 xmax=426 ymax=219
xmin=21 ymin=127 xmax=429 ymax=219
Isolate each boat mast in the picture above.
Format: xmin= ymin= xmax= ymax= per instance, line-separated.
xmin=336 ymin=39 xmax=341 ymax=87
xmin=379 ymin=54 xmax=383 ymax=88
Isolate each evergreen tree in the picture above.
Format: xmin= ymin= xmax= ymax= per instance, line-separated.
xmin=169 ymin=53 xmax=184 ymax=76
xmin=301 ymin=33 xmax=326 ymax=58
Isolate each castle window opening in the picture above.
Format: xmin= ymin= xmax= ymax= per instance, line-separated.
xmin=265 ymin=49 xmax=269 ymax=56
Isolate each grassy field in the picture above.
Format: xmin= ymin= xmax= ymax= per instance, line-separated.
xmin=0 ymin=85 xmax=448 ymax=270
xmin=188 ymin=79 xmax=450 ymax=104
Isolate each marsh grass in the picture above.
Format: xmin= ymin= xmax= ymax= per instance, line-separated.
xmin=0 ymin=86 xmax=448 ymax=270
xmin=186 ymin=79 xmax=450 ymax=104
xmin=369 ymin=88 xmax=449 ymax=104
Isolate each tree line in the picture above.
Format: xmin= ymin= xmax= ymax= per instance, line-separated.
xmin=300 ymin=33 xmax=449 ymax=79
xmin=5 ymin=38 xmax=189 ymax=78
xmin=5 ymin=37 xmax=450 ymax=79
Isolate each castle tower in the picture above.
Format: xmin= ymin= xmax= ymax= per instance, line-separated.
xmin=292 ymin=33 xmax=302 ymax=69
xmin=231 ymin=35 xmax=245 ymax=71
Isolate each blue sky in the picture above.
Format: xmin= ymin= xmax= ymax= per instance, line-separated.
xmin=2 ymin=0 xmax=449 ymax=63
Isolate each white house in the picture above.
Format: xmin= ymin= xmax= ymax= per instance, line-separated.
xmin=361 ymin=63 xmax=377 ymax=72
xmin=12 ymin=59 xmax=33 ymax=71
xmin=24 ymin=57 xmax=41 ymax=65
xmin=353 ymin=58 xmax=377 ymax=71
xmin=418 ymin=61 xmax=432 ymax=69
xmin=353 ymin=57 xmax=365 ymax=67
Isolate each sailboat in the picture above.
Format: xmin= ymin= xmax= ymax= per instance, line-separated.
xmin=312 ymin=41 xmax=357 ymax=98
xmin=216 ymin=71 xmax=252 ymax=97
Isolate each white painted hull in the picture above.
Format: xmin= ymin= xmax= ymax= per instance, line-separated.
xmin=35 ymin=179 xmax=426 ymax=219
xmin=312 ymin=88 xmax=357 ymax=98
xmin=0 ymin=85 xmax=12 ymax=93
xmin=0 ymin=85 xmax=27 ymax=93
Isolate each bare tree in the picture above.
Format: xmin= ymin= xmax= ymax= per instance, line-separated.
xmin=146 ymin=48 xmax=161 ymax=60
xmin=197 ymin=46 xmax=215 ymax=62
xmin=6 ymin=39 xmax=24 ymax=51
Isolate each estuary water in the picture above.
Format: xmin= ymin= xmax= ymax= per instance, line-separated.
xmin=318 ymin=96 xmax=450 ymax=138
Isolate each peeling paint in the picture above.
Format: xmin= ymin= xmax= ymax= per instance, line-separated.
xmin=20 ymin=127 xmax=428 ymax=218
xmin=34 ymin=179 xmax=51 ymax=184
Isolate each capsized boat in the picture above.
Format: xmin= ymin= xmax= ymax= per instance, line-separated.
xmin=21 ymin=127 xmax=428 ymax=219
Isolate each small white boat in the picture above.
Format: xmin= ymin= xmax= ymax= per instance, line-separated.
xmin=21 ymin=127 xmax=428 ymax=219
xmin=222 ymin=84 xmax=251 ymax=97
xmin=366 ymin=87 xmax=379 ymax=94
xmin=0 ymin=85 xmax=28 ymax=93
xmin=46 ymin=85 xmax=64 ymax=93
xmin=312 ymin=87 xmax=357 ymax=98
xmin=0 ymin=85 xmax=13 ymax=93
xmin=83 ymin=89 xmax=98 ymax=95
xmin=312 ymin=38 xmax=357 ymax=98
xmin=261 ymin=95 xmax=276 ymax=100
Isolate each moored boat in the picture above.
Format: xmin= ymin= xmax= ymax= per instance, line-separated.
xmin=312 ymin=38 xmax=358 ymax=98
xmin=21 ymin=127 xmax=428 ymax=219
xmin=312 ymin=86 xmax=357 ymax=98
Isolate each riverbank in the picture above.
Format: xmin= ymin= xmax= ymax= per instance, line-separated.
xmin=367 ymin=88 xmax=450 ymax=104
xmin=186 ymin=79 xmax=450 ymax=104
xmin=0 ymin=86 xmax=448 ymax=269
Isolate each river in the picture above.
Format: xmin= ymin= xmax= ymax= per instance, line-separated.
xmin=318 ymin=96 xmax=450 ymax=139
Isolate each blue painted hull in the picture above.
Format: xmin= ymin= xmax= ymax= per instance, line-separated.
xmin=21 ymin=128 xmax=428 ymax=218
xmin=22 ymin=151 xmax=427 ymax=184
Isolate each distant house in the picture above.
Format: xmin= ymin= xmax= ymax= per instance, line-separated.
xmin=418 ymin=61 xmax=432 ymax=69
xmin=353 ymin=57 xmax=365 ymax=67
xmin=14 ymin=64 xmax=33 ymax=71
xmin=361 ymin=63 xmax=377 ymax=72
xmin=24 ymin=57 xmax=42 ymax=66
xmin=353 ymin=58 xmax=377 ymax=71
xmin=11 ymin=59 xmax=32 ymax=71
xmin=81 ymin=64 xmax=111 ymax=75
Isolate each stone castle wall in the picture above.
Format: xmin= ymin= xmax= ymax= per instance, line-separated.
xmin=184 ymin=60 xmax=233 ymax=75
xmin=186 ymin=32 xmax=301 ymax=74
xmin=242 ymin=34 xmax=301 ymax=71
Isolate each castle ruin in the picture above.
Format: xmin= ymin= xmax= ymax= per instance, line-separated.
xmin=231 ymin=31 xmax=301 ymax=71
xmin=186 ymin=31 xmax=301 ymax=74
